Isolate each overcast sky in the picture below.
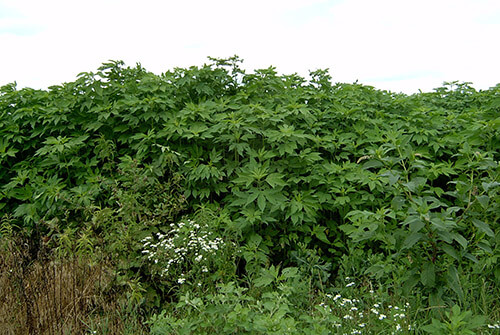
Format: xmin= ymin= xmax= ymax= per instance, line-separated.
xmin=1 ymin=0 xmax=499 ymax=94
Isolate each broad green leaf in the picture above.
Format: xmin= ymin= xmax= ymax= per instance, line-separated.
xmin=421 ymin=319 xmax=446 ymax=333
xmin=477 ymin=241 xmax=492 ymax=254
xmin=468 ymin=315 xmax=487 ymax=329
xmin=475 ymin=195 xmax=489 ymax=209
xmin=446 ymin=265 xmax=464 ymax=301
xmin=253 ymin=274 xmax=274 ymax=288
xmin=436 ymin=230 xmax=453 ymax=244
xmin=391 ymin=195 xmax=405 ymax=210
xmin=281 ymin=267 xmax=298 ymax=280
xmin=402 ymin=273 xmax=420 ymax=296
xmin=464 ymin=253 xmax=478 ymax=263
xmin=362 ymin=159 xmax=383 ymax=169
xmin=381 ymin=170 xmax=400 ymax=186
xmin=452 ymin=233 xmax=468 ymax=249
xmin=257 ymin=193 xmax=266 ymax=212
xmin=254 ymin=265 xmax=279 ymax=287
xmin=482 ymin=181 xmax=500 ymax=192
xmin=421 ymin=262 xmax=435 ymax=287
xmin=472 ymin=219 xmax=495 ymax=237
xmin=403 ymin=232 xmax=423 ymax=248
xmin=404 ymin=216 xmax=425 ymax=232
xmin=441 ymin=243 xmax=459 ymax=261
xmin=312 ymin=226 xmax=329 ymax=243
xmin=265 ymin=173 xmax=285 ymax=188
xmin=244 ymin=189 xmax=260 ymax=206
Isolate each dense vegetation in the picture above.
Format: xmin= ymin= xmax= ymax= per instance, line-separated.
xmin=1 ymin=57 xmax=499 ymax=334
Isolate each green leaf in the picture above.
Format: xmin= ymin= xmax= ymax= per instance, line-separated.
xmin=244 ymin=189 xmax=260 ymax=206
xmin=477 ymin=241 xmax=492 ymax=254
xmin=362 ymin=159 xmax=383 ymax=169
xmin=280 ymin=267 xmax=298 ymax=280
xmin=472 ymin=219 xmax=495 ymax=237
xmin=475 ymin=195 xmax=489 ymax=209
xmin=385 ymin=170 xmax=401 ymax=186
xmin=403 ymin=177 xmax=427 ymax=193
xmin=468 ymin=314 xmax=487 ymax=329
xmin=446 ymin=265 xmax=464 ymax=301
xmin=257 ymin=193 xmax=266 ymax=212
xmin=265 ymin=173 xmax=285 ymax=188
xmin=263 ymin=189 xmax=287 ymax=211
xmin=421 ymin=319 xmax=446 ymax=333
xmin=403 ymin=232 xmax=423 ymax=248
xmin=482 ymin=181 xmax=500 ymax=192
xmin=312 ymin=226 xmax=329 ymax=243
xmin=421 ymin=262 xmax=435 ymax=287
xmin=452 ymin=233 xmax=468 ymax=249
xmin=402 ymin=273 xmax=420 ymax=296
xmin=253 ymin=274 xmax=274 ymax=288
xmin=254 ymin=265 xmax=279 ymax=288
xmin=436 ymin=230 xmax=453 ymax=244
xmin=404 ymin=216 xmax=425 ymax=232
xmin=441 ymin=243 xmax=459 ymax=261
xmin=391 ymin=195 xmax=405 ymax=210
xmin=464 ymin=253 xmax=478 ymax=263
xmin=9 ymin=186 xmax=33 ymax=201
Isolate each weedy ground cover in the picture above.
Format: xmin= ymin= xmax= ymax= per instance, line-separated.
xmin=0 ymin=57 xmax=499 ymax=333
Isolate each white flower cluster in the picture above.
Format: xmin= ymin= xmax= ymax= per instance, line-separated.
xmin=318 ymin=284 xmax=412 ymax=334
xmin=488 ymin=322 xmax=500 ymax=329
xmin=140 ymin=219 xmax=226 ymax=282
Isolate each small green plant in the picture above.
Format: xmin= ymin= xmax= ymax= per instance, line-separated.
xmin=146 ymin=273 xmax=418 ymax=335
xmin=421 ymin=304 xmax=486 ymax=334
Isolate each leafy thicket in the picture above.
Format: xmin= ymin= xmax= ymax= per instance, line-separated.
xmin=1 ymin=57 xmax=499 ymax=313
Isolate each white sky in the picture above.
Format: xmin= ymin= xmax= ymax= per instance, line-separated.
xmin=1 ymin=0 xmax=499 ymax=94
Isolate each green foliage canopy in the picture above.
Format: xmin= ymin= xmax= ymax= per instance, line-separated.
xmin=1 ymin=57 xmax=499 ymax=305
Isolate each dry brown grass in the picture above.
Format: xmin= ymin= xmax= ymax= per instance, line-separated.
xmin=0 ymin=236 xmax=146 ymax=335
